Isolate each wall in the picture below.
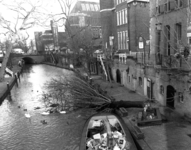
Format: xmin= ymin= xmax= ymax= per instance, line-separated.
xmin=128 ymin=2 xmax=150 ymax=52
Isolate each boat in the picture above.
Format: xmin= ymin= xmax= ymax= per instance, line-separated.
xmin=79 ymin=112 xmax=139 ymax=150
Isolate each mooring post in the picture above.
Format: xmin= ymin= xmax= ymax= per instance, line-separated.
xmin=7 ymin=82 xmax=10 ymax=94
xmin=15 ymin=73 xmax=18 ymax=86
xmin=18 ymin=72 xmax=20 ymax=82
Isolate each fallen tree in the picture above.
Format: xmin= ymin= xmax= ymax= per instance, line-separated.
xmin=42 ymin=72 xmax=144 ymax=113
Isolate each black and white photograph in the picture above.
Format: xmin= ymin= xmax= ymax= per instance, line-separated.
xmin=0 ymin=0 xmax=191 ymax=149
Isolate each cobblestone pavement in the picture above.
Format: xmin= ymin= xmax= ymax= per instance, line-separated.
xmin=91 ymin=75 xmax=191 ymax=150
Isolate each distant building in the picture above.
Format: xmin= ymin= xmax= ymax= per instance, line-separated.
xmin=35 ymin=21 xmax=67 ymax=53
xmin=67 ymin=0 xmax=102 ymax=50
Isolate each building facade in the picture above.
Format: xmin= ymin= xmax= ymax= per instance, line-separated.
xmin=149 ymin=0 xmax=191 ymax=117
xmin=112 ymin=0 xmax=150 ymax=98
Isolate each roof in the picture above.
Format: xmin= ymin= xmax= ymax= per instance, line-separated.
xmin=71 ymin=0 xmax=100 ymax=13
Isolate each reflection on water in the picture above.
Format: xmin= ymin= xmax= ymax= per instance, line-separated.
xmin=0 ymin=64 xmax=92 ymax=150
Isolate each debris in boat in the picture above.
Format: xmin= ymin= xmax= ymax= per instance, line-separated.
xmin=86 ymin=118 xmax=131 ymax=150
xmin=41 ymin=120 xmax=47 ymax=124
xmin=23 ymin=109 xmax=27 ymax=111
xmin=41 ymin=111 xmax=50 ymax=116
xmin=18 ymin=106 xmax=21 ymax=108
xmin=25 ymin=113 xmax=31 ymax=118
xmin=34 ymin=107 xmax=41 ymax=110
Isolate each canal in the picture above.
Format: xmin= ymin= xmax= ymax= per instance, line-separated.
xmin=0 ymin=64 xmax=95 ymax=150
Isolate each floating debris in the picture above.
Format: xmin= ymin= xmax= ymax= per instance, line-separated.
xmin=41 ymin=111 xmax=50 ymax=116
xmin=41 ymin=120 xmax=47 ymax=124
xmin=59 ymin=110 xmax=66 ymax=114
xmin=25 ymin=113 xmax=31 ymax=118
xmin=34 ymin=107 xmax=41 ymax=110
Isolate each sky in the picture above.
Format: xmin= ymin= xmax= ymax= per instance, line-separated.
xmin=0 ymin=0 xmax=99 ymax=42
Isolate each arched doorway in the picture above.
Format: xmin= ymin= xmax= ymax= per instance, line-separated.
xmin=166 ymin=85 xmax=176 ymax=108
xmin=116 ymin=69 xmax=121 ymax=83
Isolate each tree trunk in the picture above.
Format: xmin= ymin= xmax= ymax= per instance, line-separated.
xmin=105 ymin=60 xmax=111 ymax=82
xmin=0 ymin=42 xmax=12 ymax=81
xmin=96 ymin=100 xmax=144 ymax=111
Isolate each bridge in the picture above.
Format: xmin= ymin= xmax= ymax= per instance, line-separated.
xmin=9 ymin=53 xmax=45 ymax=65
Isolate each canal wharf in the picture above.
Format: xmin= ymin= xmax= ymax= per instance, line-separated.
xmin=91 ymin=75 xmax=191 ymax=150
xmin=0 ymin=65 xmax=22 ymax=104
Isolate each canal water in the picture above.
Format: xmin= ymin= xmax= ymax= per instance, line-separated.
xmin=0 ymin=64 xmax=95 ymax=150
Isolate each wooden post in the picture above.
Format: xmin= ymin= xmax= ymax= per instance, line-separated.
xmin=7 ymin=82 xmax=10 ymax=94
xmin=15 ymin=73 xmax=18 ymax=86
xmin=18 ymin=72 xmax=20 ymax=82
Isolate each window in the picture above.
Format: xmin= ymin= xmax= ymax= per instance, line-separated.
xmin=188 ymin=37 xmax=191 ymax=45
xmin=120 ymin=32 xmax=123 ymax=50
xmin=125 ymin=8 xmax=128 ymax=24
xmin=90 ymin=4 xmax=95 ymax=11
xmin=97 ymin=4 xmax=100 ymax=10
xmin=156 ymin=30 xmax=161 ymax=52
xmin=122 ymin=9 xmax=125 ymax=25
xmin=117 ymin=11 xmax=119 ymax=26
xmin=123 ymin=31 xmax=126 ymax=49
xmin=125 ymin=31 xmax=129 ymax=49
xmin=119 ymin=11 xmax=121 ymax=25
xmin=160 ymin=85 xmax=164 ymax=94
xmin=99 ymin=29 xmax=102 ymax=38
xmin=94 ymin=4 xmax=99 ymax=11
xmin=139 ymin=77 xmax=142 ymax=86
xmin=118 ymin=32 xmax=120 ymax=49
xmin=81 ymin=4 xmax=87 ymax=11
xmin=175 ymin=0 xmax=183 ymax=8
xmin=175 ymin=23 xmax=182 ymax=50
xmin=86 ymin=4 xmax=90 ymax=11
xmin=164 ymin=25 xmax=171 ymax=56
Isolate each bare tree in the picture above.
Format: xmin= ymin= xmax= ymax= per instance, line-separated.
xmin=0 ymin=0 xmax=51 ymax=80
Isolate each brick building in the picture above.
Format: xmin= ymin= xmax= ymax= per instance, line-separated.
xmin=111 ymin=0 xmax=150 ymax=97
xmin=149 ymin=0 xmax=191 ymax=117
xmin=38 ymin=21 xmax=67 ymax=53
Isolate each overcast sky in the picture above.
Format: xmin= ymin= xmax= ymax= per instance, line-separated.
xmin=0 ymin=0 xmax=100 ymax=42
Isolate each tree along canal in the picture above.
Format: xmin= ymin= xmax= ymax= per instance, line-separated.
xmin=0 ymin=64 xmax=95 ymax=150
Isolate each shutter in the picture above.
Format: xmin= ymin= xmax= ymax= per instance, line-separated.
xmin=181 ymin=0 xmax=188 ymax=8
xmin=159 ymin=4 xmax=164 ymax=14
xmin=169 ymin=0 xmax=175 ymax=10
